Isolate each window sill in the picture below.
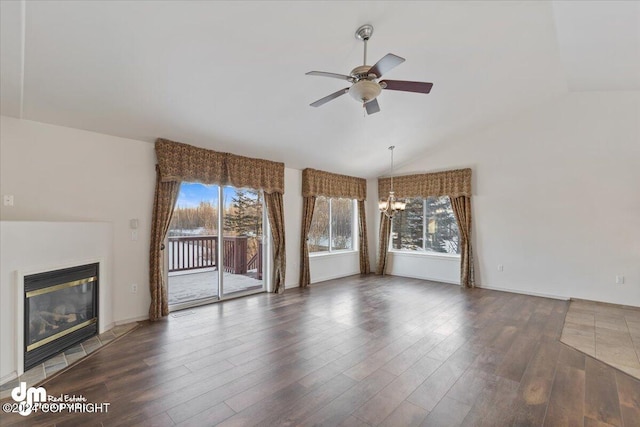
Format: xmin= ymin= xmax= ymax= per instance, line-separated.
xmin=309 ymin=250 xmax=359 ymax=258
xmin=389 ymin=250 xmax=460 ymax=261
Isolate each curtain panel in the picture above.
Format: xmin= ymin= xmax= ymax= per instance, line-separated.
xmin=378 ymin=168 xmax=471 ymax=199
xmin=451 ymin=196 xmax=475 ymax=288
xmin=156 ymin=138 xmax=284 ymax=193
xmin=358 ymin=199 xmax=371 ymax=274
xmin=148 ymin=168 xmax=180 ymax=321
xmin=375 ymin=168 xmax=474 ymax=287
xmin=265 ymin=192 xmax=286 ymax=293
xmin=299 ymin=196 xmax=316 ymax=288
xmin=300 ymin=168 xmax=369 ymax=287
xmin=376 ymin=213 xmax=392 ymax=275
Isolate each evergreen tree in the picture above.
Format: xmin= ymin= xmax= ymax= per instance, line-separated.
xmin=393 ymin=198 xmax=423 ymax=250
xmin=225 ymin=189 xmax=262 ymax=237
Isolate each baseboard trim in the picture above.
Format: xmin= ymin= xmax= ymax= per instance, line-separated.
xmin=386 ymin=272 xmax=460 ymax=286
xmin=115 ymin=315 xmax=148 ymax=325
xmin=1 ymin=371 xmax=18 ymax=386
xmin=312 ymin=271 xmax=361 ymax=285
xmin=570 ymin=298 xmax=639 ymax=310
xmin=476 ymin=284 xmax=569 ymax=301
xmin=102 ymin=321 xmax=115 ymax=333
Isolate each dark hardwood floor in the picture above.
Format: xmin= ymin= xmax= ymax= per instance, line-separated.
xmin=2 ymin=275 xmax=639 ymax=426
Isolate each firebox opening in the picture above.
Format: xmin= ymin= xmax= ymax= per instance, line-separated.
xmin=24 ymin=263 xmax=99 ymax=371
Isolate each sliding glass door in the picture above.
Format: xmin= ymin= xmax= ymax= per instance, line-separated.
xmin=167 ymin=183 xmax=266 ymax=310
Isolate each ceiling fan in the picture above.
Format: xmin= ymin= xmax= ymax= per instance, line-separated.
xmin=306 ymin=24 xmax=433 ymax=115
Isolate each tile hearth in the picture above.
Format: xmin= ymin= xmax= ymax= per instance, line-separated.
xmin=0 ymin=323 xmax=138 ymax=399
xmin=561 ymin=299 xmax=640 ymax=379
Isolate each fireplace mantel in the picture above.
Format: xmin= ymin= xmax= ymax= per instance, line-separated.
xmin=0 ymin=221 xmax=114 ymax=383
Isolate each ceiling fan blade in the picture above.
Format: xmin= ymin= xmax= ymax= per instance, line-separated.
xmin=310 ymin=88 xmax=350 ymax=107
xmin=368 ymin=53 xmax=405 ymax=78
xmin=365 ymin=98 xmax=380 ymax=115
xmin=380 ymin=80 xmax=433 ymax=94
xmin=306 ymin=71 xmax=352 ymax=81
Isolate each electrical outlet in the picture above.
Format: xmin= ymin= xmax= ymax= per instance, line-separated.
xmin=3 ymin=195 xmax=14 ymax=206
xmin=616 ymin=275 xmax=624 ymax=285
xmin=131 ymin=283 xmax=138 ymax=293
xmin=498 ymin=264 xmax=504 ymax=272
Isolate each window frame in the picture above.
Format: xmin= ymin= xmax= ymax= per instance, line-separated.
xmin=309 ymin=197 xmax=359 ymax=256
xmin=389 ymin=196 xmax=461 ymax=258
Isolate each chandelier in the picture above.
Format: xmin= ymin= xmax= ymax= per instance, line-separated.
xmin=378 ymin=146 xmax=406 ymax=218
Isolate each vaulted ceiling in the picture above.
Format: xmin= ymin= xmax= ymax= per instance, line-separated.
xmin=1 ymin=1 xmax=638 ymax=178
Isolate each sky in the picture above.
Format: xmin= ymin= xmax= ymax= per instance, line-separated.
xmin=175 ymin=183 xmax=219 ymax=208
xmin=175 ymin=183 xmax=257 ymax=208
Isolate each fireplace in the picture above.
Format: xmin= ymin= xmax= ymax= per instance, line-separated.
xmin=24 ymin=263 xmax=99 ymax=371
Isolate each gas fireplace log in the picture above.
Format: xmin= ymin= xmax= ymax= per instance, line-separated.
xmin=34 ymin=315 xmax=59 ymax=337
xmin=39 ymin=311 xmax=78 ymax=323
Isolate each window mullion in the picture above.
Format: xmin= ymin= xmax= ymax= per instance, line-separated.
xmin=329 ymin=199 xmax=333 ymax=252
xmin=423 ymin=199 xmax=427 ymax=251
xmin=353 ymin=199 xmax=358 ymax=251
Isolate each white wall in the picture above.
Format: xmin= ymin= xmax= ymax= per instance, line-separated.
xmin=310 ymin=251 xmax=360 ymax=283
xmin=385 ymin=92 xmax=640 ymax=306
xmin=0 ymin=221 xmax=113 ymax=382
xmin=386 ymin=253 xmax=460 ymax=285
xmin=283 ymin=167 xmax=302 ymax=289
xmin=0 ymin=117 xmax=157 ymax=324
xmin=366 ymin=179 xmax=380 ymax=272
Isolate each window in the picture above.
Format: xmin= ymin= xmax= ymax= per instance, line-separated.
xmin=308 ymin=196 xmax=356 ymax=253
xmin=391 ymin=196 xmax=460 ymax=255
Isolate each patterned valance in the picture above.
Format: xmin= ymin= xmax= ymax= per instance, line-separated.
xmin=378 ymin=168 xmax=472 ymax=199
xmin=302 ymin=168 xmax=367 ymax=200
xmin=155 ymin=138 xmax=285 ymax=194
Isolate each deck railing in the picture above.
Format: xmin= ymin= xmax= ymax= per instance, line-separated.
xmin=247 ymin=242 xmax=263 ymax=280
xmin=168 ymin=236 xmax=217 ymax=272
xmin=168 ymin=236 xmax=263 ymax=278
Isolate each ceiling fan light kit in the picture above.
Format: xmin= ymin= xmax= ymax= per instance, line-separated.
xmin=349 ymin=80 xmax=381 ymax=103
xmin=306 ymin=24 xmax=434 ymax=115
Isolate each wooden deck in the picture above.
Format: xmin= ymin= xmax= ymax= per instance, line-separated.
xmin=1 ymin=275 xmax=638 ymax=426
xmin=168 ymin=269 xmax=263 ymax=305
